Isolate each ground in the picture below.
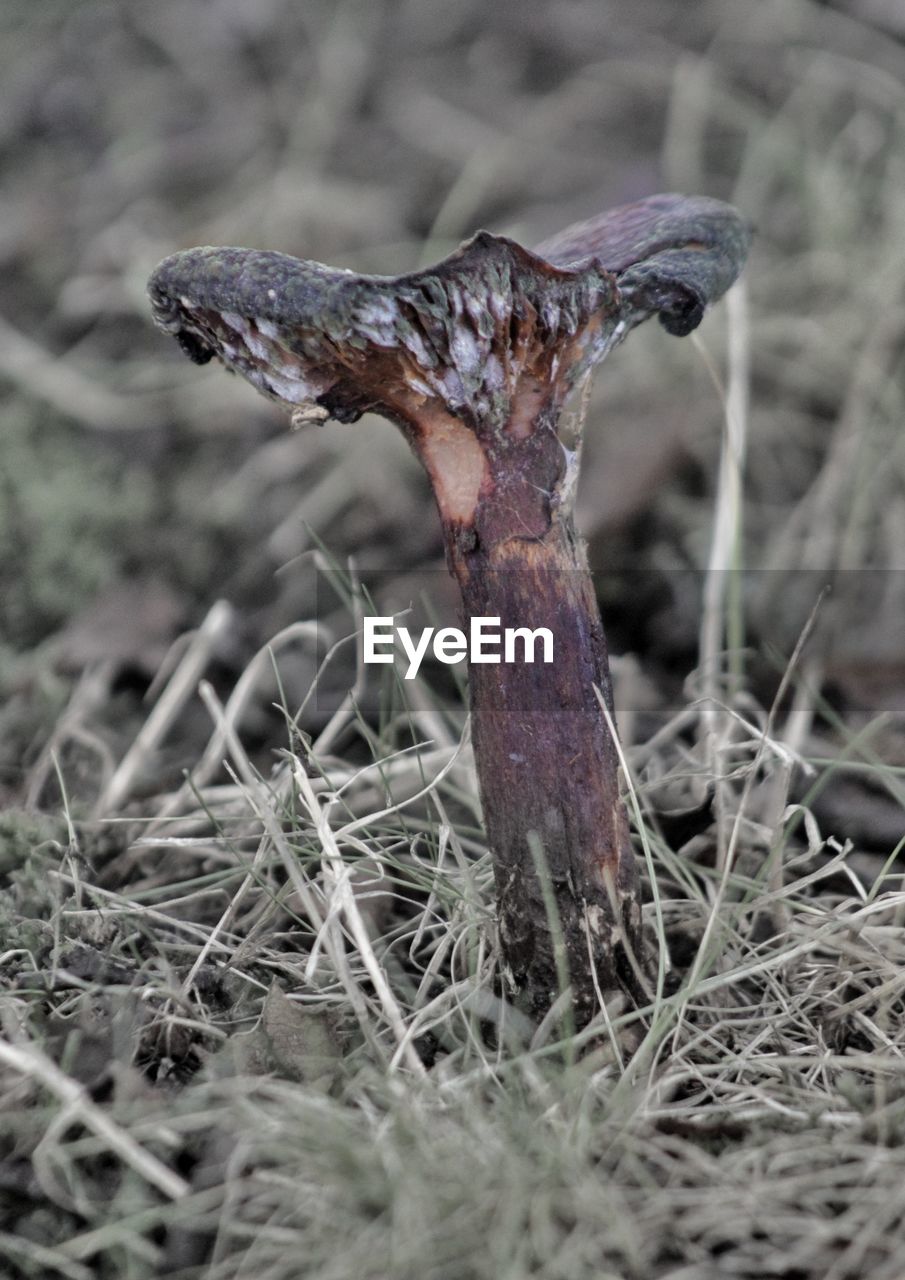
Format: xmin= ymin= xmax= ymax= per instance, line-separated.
xmin=2 ymin=1 xmax=905 ymax=1277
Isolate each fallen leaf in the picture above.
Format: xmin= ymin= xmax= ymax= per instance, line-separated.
xmin=216 ymin=982 xmax=343 ymax=1087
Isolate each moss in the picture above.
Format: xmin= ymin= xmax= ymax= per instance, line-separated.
xmin=0 ymin=411 xmax=154 ymax=648
xmin=0 ymin=809 xmax=67 ymax=956
xmin=0 ymin=807 xmax=65 ymax=881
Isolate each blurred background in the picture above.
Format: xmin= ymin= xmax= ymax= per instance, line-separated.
xmin=2 ymin=0 xmax=905 ymax=849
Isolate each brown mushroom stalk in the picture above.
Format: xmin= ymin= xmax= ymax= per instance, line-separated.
xmin=149 ymin=193 xmax=750 ymax=1021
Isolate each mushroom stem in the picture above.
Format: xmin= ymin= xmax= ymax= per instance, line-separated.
xmin=148 ymin=192 xmax=750 ymax=1024
xmin=445 ymin=502 xmax=640 ymax=1013
xmin=398 ymin=360 xmax=643 ymax=1014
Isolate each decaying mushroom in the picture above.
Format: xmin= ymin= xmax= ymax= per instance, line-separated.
xmin=149 ymin=193 xmax=750 ymax=1021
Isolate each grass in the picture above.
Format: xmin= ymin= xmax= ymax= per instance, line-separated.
xmin=5 ymin=536 xmax=905 ymax=1276
xmin=4 ymin=1 xmax=905 ymax=1276
xmin=5 ymin=705 xmax=905 ymax=1279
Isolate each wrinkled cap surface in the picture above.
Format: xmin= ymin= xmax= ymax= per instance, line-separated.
xmin=149 ymin=193 xmax=751 ymax=429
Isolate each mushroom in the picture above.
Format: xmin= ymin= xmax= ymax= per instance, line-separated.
xmin=149 ymin=193 xmax=750 ymax=1022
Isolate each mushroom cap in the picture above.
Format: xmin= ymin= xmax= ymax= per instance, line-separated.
xmin=535 ymin=192 xmax=751 ymax=335
xmin=148 ymin=193 xmax=751 ymax=427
